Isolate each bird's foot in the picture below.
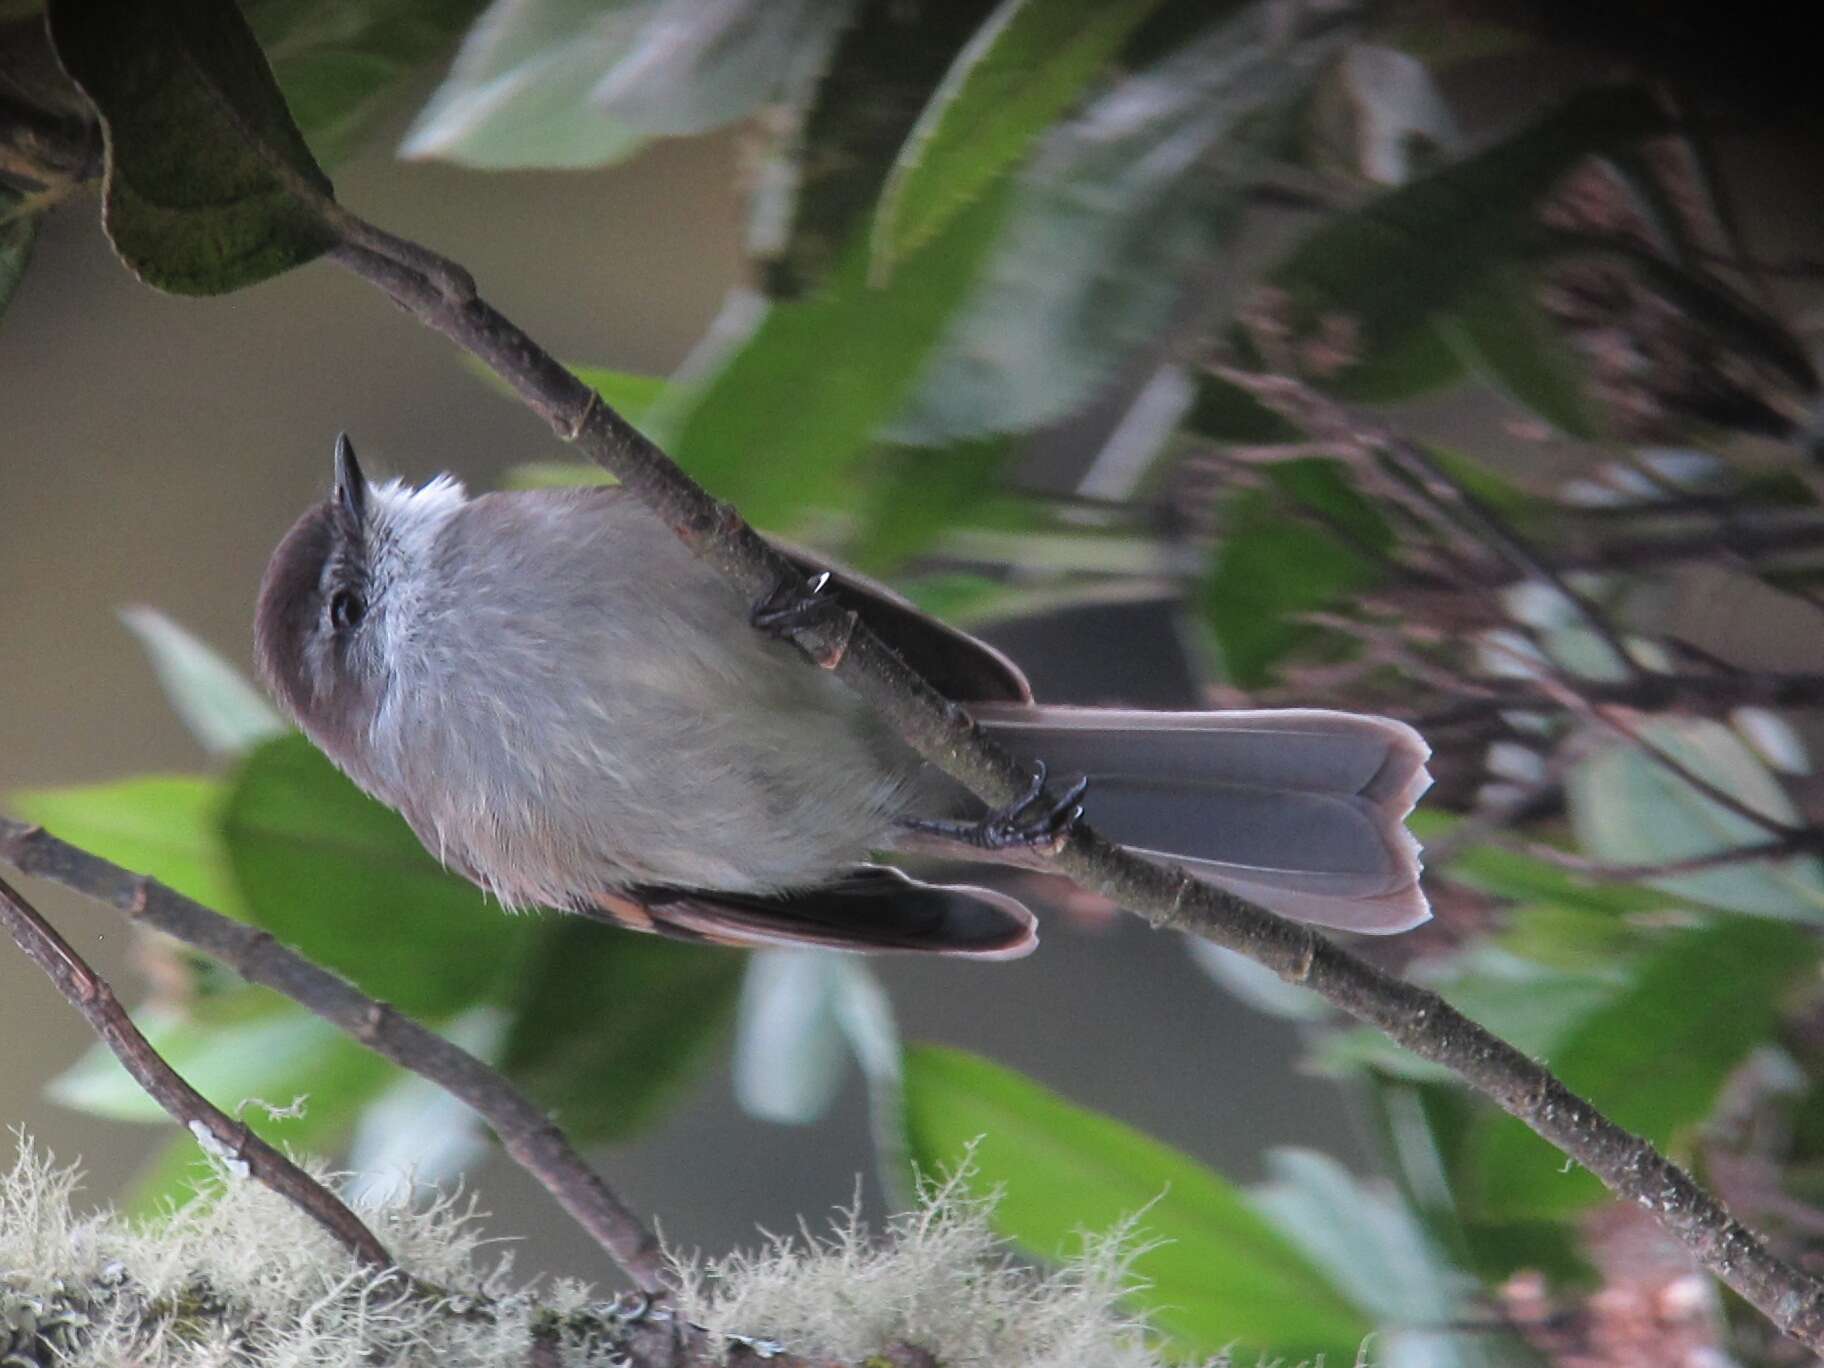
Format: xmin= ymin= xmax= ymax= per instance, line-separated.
xmin=902 ymin=761 xmax=1088 ymax=854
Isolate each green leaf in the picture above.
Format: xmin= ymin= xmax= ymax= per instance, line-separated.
xmin=46 ymin=0 xmax=337 ymax=293
xmin=398 ymin=0 xmax=654 ymax=168
xmin=894 ymin=4 xmax=1341 ymax=444
xmin=247 ymin=0 xmax=490 ymax=164
xmin=1567 ymin=718 xmax=1824 ymax=919
xmin=587 ymin=0 xmax=854 ymax=139
xmin=119 ymin=607 xmax=285 ymax=759
xmin=903 ymin=1045 xmax=1373 ymax=1362
xmin=671 ymin=178 xmax=1014 ymax=528
xmin=757 ymin=0 xmax=998 ymax=298
xmin=402 ymin=0 xmax=849 ymax=169
xmin=849 ymin=436 xmax=1013 ymax=574
xmin=870 ymin=0 xmax=1163 ymax=280
xmin=1 ymin=189 xmax=39 ymax=322
xmin=502 ymin=920 xmax=743 ymax=1141
xmin=1411 ymin=811 xmax=1669 ymax=918
xmin=10 ymin=775 xmax=244 ymax=917
xmin=1313 ymin=949 xmax=1619 ymax=1084
xmin=1442 ymin=265 xmax=1597 ymax=437
xmin=1250 ymin=1149 xmax=1539 ymax=1366
xmin=1273 ymin=85 xmax=1660 ymax=401
xmin=48 ymin=991 xmax=391 ymax=1125
xmin=1470 ymin=915 xmax=1814 ymax=1220
xmin=1197 ymin=457 xmax=1387 ymax=687
xmin=221 ymin=735 xmax=520 ymax=1015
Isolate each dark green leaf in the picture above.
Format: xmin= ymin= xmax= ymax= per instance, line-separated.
xmin=870 ymin=0 xmax=1164 ymax=279
xmin=1182 ymin=370 xmax=1303 ymax=444
xmin=672 ymin=179 xmax=1013 ymax=528
xmin=1317 ymin=317 xmax=1468 ymax=404
xmin=904 ymin=1045 xmax=1373 ymax=1363
xmin=221 ymin=734 xmax=520 ymax=1015
xmin=894 ymin=5 xmax=1340 ymax=443
xmin=1198 ymin=457 xmax=1387 ymax=687
xmin=1273 ymin=85 xmax=1660 ymax=401
xmin=46 ymin=0 xmax=337 ymax=293
xmin=10 ymin=775 xmax=245 ymax=917
xmin=758 ymin=0 xmax=997 ymax=298
xmin=1469 ymin=915 xmax=1814 ymax=1220
xmin=849 ymin=436 xmax=1013 ymax=574
xmin=248 ymin=0 xmax=489 ymax=163
xmin=1443 ymin=265 xmax=1597 ymax=437
xmin=502 ymin=920 xmax=743 ymax=1141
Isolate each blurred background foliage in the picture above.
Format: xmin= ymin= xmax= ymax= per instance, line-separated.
xmin=6 ymin=0 xmax=1824 ymax=1362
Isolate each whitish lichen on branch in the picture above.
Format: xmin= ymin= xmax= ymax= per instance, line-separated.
xmin=1 ymin=1141 xmax=1207 ymax=1368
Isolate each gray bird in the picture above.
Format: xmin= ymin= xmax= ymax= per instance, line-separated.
xmin=255 ymin=435 xmax=1430 ymax=959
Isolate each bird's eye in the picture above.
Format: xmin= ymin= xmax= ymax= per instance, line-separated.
xmin=329 ymin=589 xmax=366 ymax=631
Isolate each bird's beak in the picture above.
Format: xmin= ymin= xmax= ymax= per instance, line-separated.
xmin=334 ymin=432 xmax=367 ymax=525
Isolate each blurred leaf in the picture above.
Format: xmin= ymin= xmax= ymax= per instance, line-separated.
xmin=247 ymin=0 xmax=488 ymax=163
xmin=500 ymin=462 xmax=619 ymax=490
xmin=402 ymin=0 xmax=848 ymax=168
xmin=1 ymin=190 xmax=38 ymax=321
xmin=1412 ymin=811 xmax=1669 ymax=917
xmin=501 ymin=920 xmax=743 ymax=1141
xmin=672 ymin=179 xmax=1014 ymax=528
xmin=1251 ymin=1148 xmax=1540 ymax=1366
xmin=589 ymin=0 xmax=854 ymax=138
xmin=1471 ymin=915 xmax=1813 ymax=1220
xmin=870 ymin=0 xmax=1163 ymax=280
xmin=1443 ymin=265 xmax=1597 ymax=437
xmin=757 ymin=0 xmax=996 ymax=298
xmin=45 ymin=0 xmax=337 ymax=294
xmin=849 ymin=436 xmax=1014 ymax=574
xmin=119 ymin=607 xmax=285 ymax=759
xmin=1320 ymin=317 xmax=1469 ymax=405
xmin=1198 ymin=457 xmax=1388 ymax=687
xmin=1186 ymin=938 xmax=1328 ymax=1021
xmin=1273 ymin=85 xmax=1660 ymax=401
xmin=1567 ymin=718 xmax=1824 ymax=918
xmin=1424 ymin=443 xmax=1545 ymax=529
xmin=48 ymin=991 xmax=391 ymax=1125
xmin=1314 ymin=948 xmax=1618 ymax=1084
xmin=399 ymin=0 xmax=653 ymax=167
xmin=568 ymin=365 xmax=671 ymax=422
xmin=221 ymin=735 xmax=518 ymax=1015
xmin=903 ymin=1045 xmax=1372 ymax=1362
xmin=344 ymin=1005 xmax=505 ymax=1205
xmin=894 ymin=2 xmax=1344 ymax=444
xmin=11 ymin=775 xmax=244 ymax=917
xmin=733 ymin=949 xmax=849 ymax=1126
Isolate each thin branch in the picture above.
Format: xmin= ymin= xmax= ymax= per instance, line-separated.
xmin=123 ymin=198 xmax=1824 ymax=1349
xmin=1519 ymin=830 xmax=1824 ymax=881
xmin=1210 ymin=364 xmax=1649 ymax=680
xmin=0 ymin=870 xmax=394 ymax=1271
xmin=0 ymin=821 xmax=672 ymax=1299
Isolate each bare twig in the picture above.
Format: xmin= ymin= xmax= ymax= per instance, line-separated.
xmin=0 ymin=870 xmax=394 ymax=1271
xmin=0 ymin=822 xmax=671 ymax=1299
xmin=1520 ymin=831 xmax=1824 ymax=881
xmin=1210 ymin=364 xmax=1649 ymax=680
xmin=147 ymin=199 xmax=1824 ymax=1349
